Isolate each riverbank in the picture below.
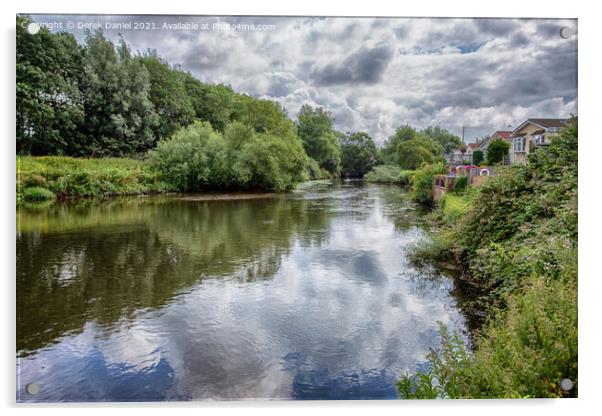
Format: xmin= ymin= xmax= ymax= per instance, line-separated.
xmin=399 ymin=119 xmax=578 ymax=398
xmin=17 ymin=156 xmax=172 ymax=205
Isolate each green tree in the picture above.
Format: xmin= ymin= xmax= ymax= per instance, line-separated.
xmin=486 ymin=139 xmax=510 ymax=165
xmin=16 ymin=15 xmax=84 ymax=155
xmin=296 ymin=104 xmax=341 ymax=175
xmin=232 ymin=95 xmax=297 ymax=139
xmin=138 ymin=51 xmax=195 ymax=140
xmin=381 ymin=125 xmax=444 ymax=167
xmin=339 ymin=132 xmax=378 ymax=177
xmin=396 ymin=139 xmax=435 ymax=170
xmin=80 ymin=32 xmax=158 ymax=156
xmin=472 ymin=150 xmax=484 ymax=165
xmin=421 ymin=126 xmax=464 ymax=154
xmin=178 ymin=73 xmax=237 ymax=132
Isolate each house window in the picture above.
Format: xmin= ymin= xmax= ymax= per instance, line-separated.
xmin=513 ymin=137 xmax=524 ymax=152
xmin=533 ymin=134 xmax=545 ymax=145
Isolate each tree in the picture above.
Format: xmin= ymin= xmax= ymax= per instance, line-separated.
xmin=421 ymin=126 xmax=464 ymax=154
xmin=339 ymin=132 xmax=378 ymax=178
xmin=473 ymin=150 xmax=484 ymax=165
xmin=16 ymin=16 xmax=84 ymax=155
xmin=396 ymin=139 xmax=436 ymax=170
xmin=487 ymin=139 xmax=510 ymax=165
xmin=380 ymin=125 xmax=444 ymax=168
xmin=138 ymin=51 xmax=195 ymax=140
xmin=296 ymin=104 xmax=341 ymax=175
xmin=80 ymin=32 xmax=158 ymax=156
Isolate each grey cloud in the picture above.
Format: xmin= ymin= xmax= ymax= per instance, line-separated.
xmin=473 ymin=18 xmax=517 ymax=36
xmin=537 ymin=22 xmax=562 ymax=37
xmin=29 ymin=15 xmax=577 ymax=143
xmin=510 ymin=32 xmax=530 ymax=48
xmin=310 ymin=43 xmax=393 ymax=86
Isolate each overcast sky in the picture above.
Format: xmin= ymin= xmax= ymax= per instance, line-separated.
xmin=29 ymin=15 xmax=578 ymax=144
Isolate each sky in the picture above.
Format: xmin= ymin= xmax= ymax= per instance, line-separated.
xmin=29 ymin=15 xmax=578 ymax=144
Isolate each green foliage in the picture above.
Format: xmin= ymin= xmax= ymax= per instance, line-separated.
xmin=453 ymin=176 xmax=468 ymax=193
xmin=410 ymin=163 xmax=446 ymax=205
xmin=148 ymin=121 xmax=309 ymax=192
xmin=399 ymin=276 xmax=577 ymax=399
xmin=472 ymin=150 xmax=484 ymax=165
xmin=486 ymin=139 xmax=510 ymax=165
xmin=339 ymin=132 xmax=378 ymax=178
xmin=22 ymin=187 xmax=55 ymax=203
xmin=440 ymin=193 xmax=471 ymax=224
xmin=380 ymin=125 xmax=445 ymax=169
xmin=296 ymin=104 xmax=341 ymax=176
xmin=421 ymin=126 xmax=464 ymax=155
xmin=138 ymin=51 xmax=195 ymax=139
xmin=402 ymin=118 xmax=578 ymax=398
xmin=364 ymin=165 xmax=411 ymax=184
xmin=147 ymin=122 xmax=228 ymax=191
xmin=17 ymin=156 xmax=169 ymax=202
xmin=17 ymin=16 xmax=84 ymax=155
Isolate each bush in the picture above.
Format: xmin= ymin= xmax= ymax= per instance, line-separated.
xmin=453 ymin=176 xmax=468 ymax=193
xmin=22 ymin=186 xmax=55 ymax=202
xmin=148 ymin=121 xmax=228 ymax=191
xmin=365 ymin=165 xmax=408 ymax=184
xmin=399 ymin=276 xmax=577 ymax=399
xmin=148 ymin=121 xmax=309 ymax=192
xmin=411 ymin=162 xmax=445 ymax=205
xmin=486 ymin=139 xmax=510 ymax=165
xmin=401 ymin=118 xmax=578 ymax=399
xmin=440 ymin=193 xmax=471 ymax=224
xmin=472 ymin=150 xmax=484 ymax=165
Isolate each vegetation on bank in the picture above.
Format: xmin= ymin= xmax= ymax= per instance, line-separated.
xmin=399 ymin=118 xmax=578 ymax=398
xmin=17 ymin=156 xmax=170 ymax=204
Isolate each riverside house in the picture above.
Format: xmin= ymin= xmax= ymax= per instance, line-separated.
xmin=509 ymin=118 xmax=568 ymax=164
xmin=478 ymin=130 xmax=512 ymax=161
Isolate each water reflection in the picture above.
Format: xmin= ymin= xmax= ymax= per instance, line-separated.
xmin=16 ymin=182 xmax=466 ymax=401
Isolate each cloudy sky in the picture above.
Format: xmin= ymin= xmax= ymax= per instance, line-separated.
xmin=30 ymin=15 xmax=578 ymax=144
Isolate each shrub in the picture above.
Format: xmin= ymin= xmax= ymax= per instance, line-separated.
xmin=453 ymin=176 xmax=468 ymax=193
xmin=401 ymin=118 xmax=578 ymax=399
xmin=399 ymin=276 xmax=577 ymax=399
xmin=411 ymin=162 xmax=445 ymax=205
xmin=365 ymin=165 xmax=406 ymax=184
xmin=472 ymin=150 xmax=484 ymax=165
xmin=440 ymin=193 xmax=471 ymax=224
xmin=148 ymin=121 xmax=309 ymax=192
xmin=486 ymin=139 xmax=510 ymax=165
xmin=148 ymin=121 xmax=226 ymax=191
xmin=22 ymin=186 xmax=55 ymax=202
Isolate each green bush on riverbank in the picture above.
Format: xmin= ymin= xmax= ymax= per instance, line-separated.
xmin=399 ymin=118 xmax=578 ymax=398
xmin=17 ymin=156 xmax=171 ymax=203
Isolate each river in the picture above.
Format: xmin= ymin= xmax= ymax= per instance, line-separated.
xmin=16 ymin=181 xmax=467 ymax=401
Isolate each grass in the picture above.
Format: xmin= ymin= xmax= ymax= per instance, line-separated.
xmin=17 ymin=156 xmax=172 ymax=204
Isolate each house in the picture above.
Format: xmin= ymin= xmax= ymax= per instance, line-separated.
xmin=509 ymin=118 xmax=568 ymax=164
xmin=446 ymin=148 xmax=467 ymax=164
xmin=479 ymin=131 xmax=512 ymax=160
xmin=465 ymin=143 xmax=481 ymax=164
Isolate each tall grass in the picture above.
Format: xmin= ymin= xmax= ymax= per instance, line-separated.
xmin=17 ymin=156 xmax=171 ymax=204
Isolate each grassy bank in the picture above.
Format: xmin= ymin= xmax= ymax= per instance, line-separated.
xmin=399 ymin=119 xmax=578 ymax=398
xmin=17 ymin=156 xmax=172 ymax=204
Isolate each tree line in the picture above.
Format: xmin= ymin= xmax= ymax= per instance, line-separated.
xmin=17 ymin=15 xmax=465 ymax=191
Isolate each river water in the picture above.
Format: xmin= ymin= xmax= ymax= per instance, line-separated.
xmin=16 ymin=181 xmax=467 ymax=401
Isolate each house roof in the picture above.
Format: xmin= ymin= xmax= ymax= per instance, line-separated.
xmin=511 ymin=118 xmax=568 ymax=136
xmin=494 ymin=131 xmax=512 ymax=139
xmin=468 ymin=143 xmax=480 ymax=150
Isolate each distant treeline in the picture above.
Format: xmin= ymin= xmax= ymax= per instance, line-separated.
xmin=17 ymin=15 xmax=464 ymax=190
